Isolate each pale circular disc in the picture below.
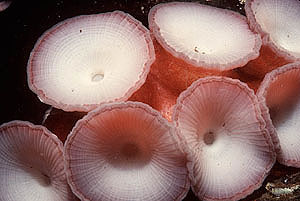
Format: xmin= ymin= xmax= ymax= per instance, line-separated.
xmin=0 ymin=121 xmax=74 ymax=201
xmin=257 ymin=62 xmax=300 ymax=167
xmin=245 ymin=0 xmax=300 ymax=61
xmin=149 ymin=2 xmax=261 ymax=71
xmin=173 ymin=76 xmax=275 ymax=201
xmin=28 ymin=11 xmax=155 ymax=112
xmin=64 ymin=101 xmax=190 ymax=201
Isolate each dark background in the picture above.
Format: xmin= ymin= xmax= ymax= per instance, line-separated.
xmin=0 ymin=0 xmax=298 ymax=200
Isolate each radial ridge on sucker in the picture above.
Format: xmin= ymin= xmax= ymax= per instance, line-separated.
xmin=257 ymin=62 xmax=300 ymax=168
xmin=149 ymin=2 xmax=261 ymax=71
xmin=27 ymin=11 xmax=155 ymax=112
xmin=64 ymin=101 xmax=190 ymax=201
xmin=245 ymin=0 xmax=300 ymax=61
xmin=173 ymin=76 xmax=276 ymax=201
xmin=0 ymin=121 xmax=74 ymax=201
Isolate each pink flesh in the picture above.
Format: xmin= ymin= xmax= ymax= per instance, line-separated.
xmin=129 ymin=39 xmax=263 ymax=121
xmin=238 ymin=44 xmax=289 ymax=81
xmin=129 ymin=73 xmax=178 ymax=122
